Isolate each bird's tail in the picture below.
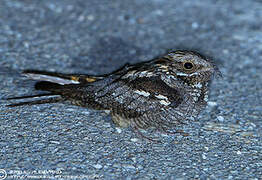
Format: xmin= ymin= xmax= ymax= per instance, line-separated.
xmin=6 ymin=70 xmax=103 ymax=107
xmin=6 ymin=80 xmax=63 ymax=106
xmin=6 ymin=94 xmax=62 ymax=107
xmin=23 ymin=70 xmax=103 ymax=85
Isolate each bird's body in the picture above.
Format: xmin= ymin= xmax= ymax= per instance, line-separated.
xmin=8 ymin=50 xmax=220 ymax=135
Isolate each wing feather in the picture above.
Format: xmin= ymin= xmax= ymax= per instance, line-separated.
xmin=93 ymin=76 xmax=186 ymax=129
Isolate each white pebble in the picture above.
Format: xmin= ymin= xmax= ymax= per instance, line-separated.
xmin=130 ymin=138 xmax=139 ymax=142
xmin=236 ymin=151 xmax=242 ymax=155
xmin=116 ymin=127 xmax=122 ymax=134
xmin=93 ymin=164 xmax=103 ymax=169
xmin=191 ymin=22 xmax=199 ymax=29
xmin=202 ymin=154 xmax=207 ymax=159
xmin=217 ymin=116 xmax=225 ymax=122
xmin=87 ymin=15 xmax=95 ymax=21
xmin=204 ymin=147 xmax=209 ymax=151
xmin=50 ymin=141 xmax=60 ymax=144
xmin=207 ymin=101 xmax=217 ymax=107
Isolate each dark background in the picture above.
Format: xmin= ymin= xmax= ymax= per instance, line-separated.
xmin=0 ymin=0 xmax=261 ymax=179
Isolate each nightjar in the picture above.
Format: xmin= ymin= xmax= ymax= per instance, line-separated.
xmin=8 ymin=50 xmax=220 ymax=136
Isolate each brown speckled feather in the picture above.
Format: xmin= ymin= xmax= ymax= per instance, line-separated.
xmin=7 ymin=50 xmax=220 ymax=139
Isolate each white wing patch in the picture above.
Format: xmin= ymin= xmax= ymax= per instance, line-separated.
xmin=134 ymin=90 xmax=151 ymax=97
xmin=155 ymin=94 xmax=171 ymax=106
xmin=159 ymin=100 xmax=171 ymax=106
xmin=155 ymin=94 xmax=168 ymax=100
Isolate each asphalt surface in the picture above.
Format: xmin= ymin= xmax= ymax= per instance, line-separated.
xmin=0 ymin=0 xmax=262 ymax=179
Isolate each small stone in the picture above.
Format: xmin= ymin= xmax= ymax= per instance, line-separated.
xmin=23 ymin=41 xmax=30 ymax=48
xmin=207 ymin=101 xmax=217 ymax=107
xmin=123 ymin=164 xmax=136 ymax=170
xmin=230 ymin=170 xmax=238 ymax=174
xmin=191 ymin=22 xmax=199 ymax=29
xmin=236 ymin=151 xmax=242 ymax=155
xmin=82 ymin=111 xmax=90 ymax=115
xmin=113 ymin=163 xmax=121 ymax=168
xmin=50 ymin=141 xmax=60 ymax=144
xmin=154 ymin=10 xmax=163 ymax=16
xmin=202 ymin=154 xmax=207 ymax=159
xmin=84 ymin=136 xmax=91 ymax=140
xmin=233 ymin=35 xmax=245 ymax=41
xmin=52 ymin=148 xmax=59 ymax=153
xmin=87 ymin=15 xmax=95 ymax=21
xmin=228 ymin=175 xmax=233 ymax=179
xmin=116 ymin=127 xmax=122 ymax=133
xmin=130 ymin=138 xmax=139 ymax=142
xmin=93 ymin=164 xmax=103 ymax=169
xmin=248 ymin=122 xmax=257 ymax=130
xmin=103 ymin=123 xmax=111 ymax=128
xmin=78 ymin=15 xmax=85 ymax=22
xmin=223 ymin=49 xmax=229 ymax=54
xmin=66 ymin=108 xmax=76 ymax=112
xmin=131 ymin=157 xmax=136 ymax=162
xmin=217 ymin=116 xmax=224 ymax=122
xmin=137 ymin=165 xmax=143 ymax=170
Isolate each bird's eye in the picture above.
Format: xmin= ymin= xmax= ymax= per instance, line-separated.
xmin=183 ymin=62 xmax=194 ymax=70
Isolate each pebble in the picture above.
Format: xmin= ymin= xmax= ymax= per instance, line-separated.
xmin=87 ymin=15 xmax=95 ymax=21
xmin=82 ymin=111 xmax=90 ymax=115
xmin=123 ymin=164 xmax=136 ymax=170
xmin=202 ymin=154 xmax=207 ymax=159
xmin=207 ymin=101 xmax=217 ymax=107
xmin=130 ymin=138 xmax=139 ymax=142
xmin=191 ymin=22 xmax=199 ymax=29
xmin=50 ymin=141 xmax=60 ymax=144
xmin=93 ymin=164 xmax=103 ymax=169
xmin=115 ymin=127 xmax=122 ymax=133
xmin=236 ymin=151 xmax=242 ymax=155
xmin=217 ymin=116 xmax=225 ymax=122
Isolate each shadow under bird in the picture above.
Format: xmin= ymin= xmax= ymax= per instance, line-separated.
xmin=7 ymin=50 xmax=221 ymax=139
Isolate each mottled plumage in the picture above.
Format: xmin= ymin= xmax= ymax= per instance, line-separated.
xmin=8 ymin=50 xmax=220 ymax=137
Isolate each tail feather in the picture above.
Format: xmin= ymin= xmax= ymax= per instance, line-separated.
xmin=7 ymin=96 xmax=62 ymax=107
xmin=23 ymin=70 xmax=80 ymax=85
xmin=34 ymin=81 xmax=63 ymax=92
xmin=6 ymin=93 xmax=56 ymax=100
xmin=7 ymin=70 xmax=102 ymax=107
xmin=6 ymin=81 xmax=63 ymax=107
xmin=23 ymin=70 xmax=103 ymax=84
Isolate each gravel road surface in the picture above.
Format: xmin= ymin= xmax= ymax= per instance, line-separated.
xmin=0 ymin=0 xmax=261 ymax=179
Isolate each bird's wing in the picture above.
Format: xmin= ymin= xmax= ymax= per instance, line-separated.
xmin=21 ymin=60 xmax=154 ymax=85
xmin=93 ymin=75 xmax=192 ymax=130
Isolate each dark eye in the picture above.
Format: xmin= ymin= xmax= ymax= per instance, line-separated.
xmin=183 ymin=62 xmax=194 ymax=70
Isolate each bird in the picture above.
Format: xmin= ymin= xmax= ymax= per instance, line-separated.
xmin=7 ymin=50 xmax=220 ymax=138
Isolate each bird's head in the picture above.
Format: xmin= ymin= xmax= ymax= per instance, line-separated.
xmin=159 ymin=50 xmax=221 ymax=86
